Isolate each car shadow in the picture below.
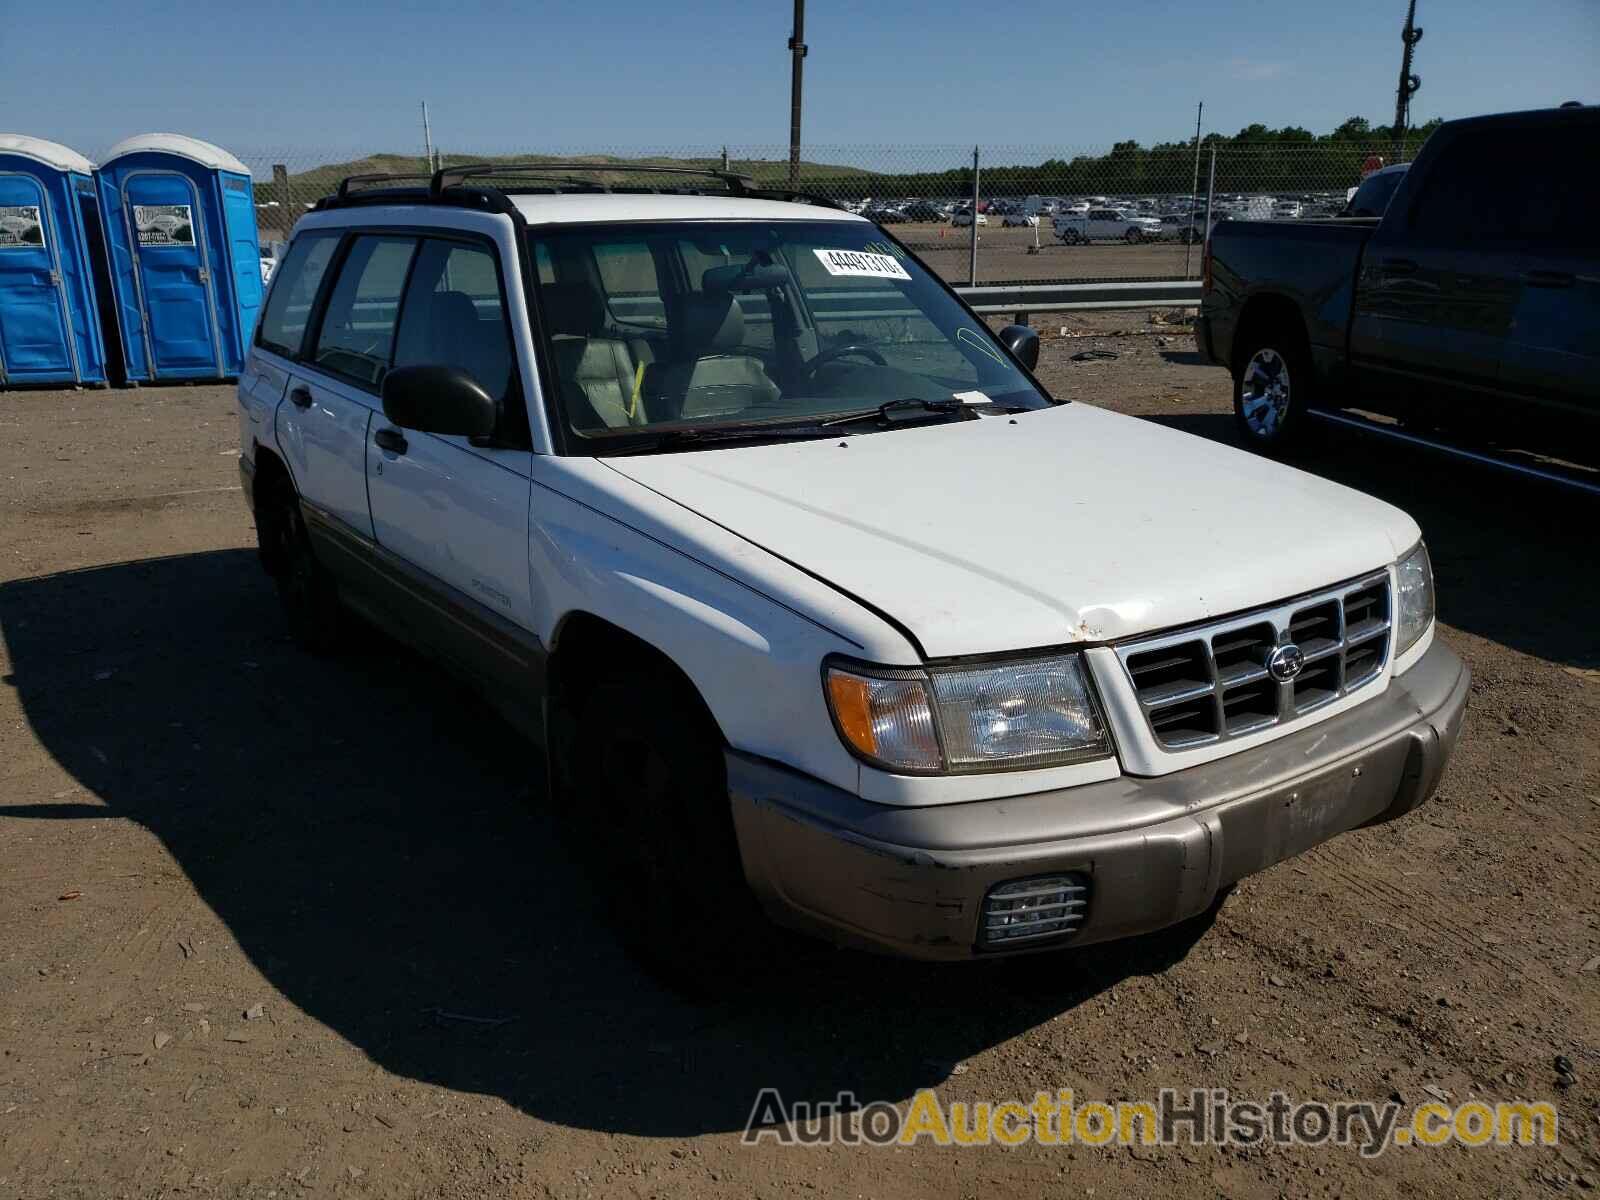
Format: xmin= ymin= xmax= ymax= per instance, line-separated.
xmin=1143 ymin=411 xmax=1600 ymax=669
xmin=1157 ymin=350 xmax=1208 ymax=366
xmin=0 ymin=550 xmax=1218 ymax=1138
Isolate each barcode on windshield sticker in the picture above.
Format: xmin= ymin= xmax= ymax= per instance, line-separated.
xmin=813 ymin=248 xmax=911 ymax=281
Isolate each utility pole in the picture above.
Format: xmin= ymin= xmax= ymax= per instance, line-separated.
xmin=421 ymin=100 xmax=437 ymax=173
xmin=787 ymin=0 xmax=807 ymax=188
xmin=1393 ymin=0 xmax=1423 ymax=159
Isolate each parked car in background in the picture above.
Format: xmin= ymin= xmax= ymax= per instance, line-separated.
xmin=901 ymin=200 xmax=946 ymax=222
xmin=863 ymin=205 xmax=908 ymax=224
xmin=1053 ymin=208 xmax=1165 ymax=244
xmin=1002 ymin=212 xmax=1040 ymax=228
xmin=1271 ymin=201 xmax=1303 ymax=220
xmin=952 ymin=209 xmax=987 ymax=227
xmin=1198 ymin=104 xmax=1597 ymax=453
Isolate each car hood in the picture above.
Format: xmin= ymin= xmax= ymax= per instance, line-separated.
xmin=602 ymin=404 xmax=1420 ymax=659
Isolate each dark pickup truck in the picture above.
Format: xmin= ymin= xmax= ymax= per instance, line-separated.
xmin=1196 ymin=105 xmax=1597 ymax=452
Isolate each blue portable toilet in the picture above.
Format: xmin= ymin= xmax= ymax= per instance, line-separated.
xmin=96 ymin=134 xmax=263 ymax=382
xmin=0 ymin=135 xmax=110 ymax=387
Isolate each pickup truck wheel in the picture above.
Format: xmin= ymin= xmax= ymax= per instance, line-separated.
xmin=570 ymin=669 xmax=762 ymax=989
xmin=1124 ymin=228 xmax=1142 ymax=244
xmin=260 ymin=475 xmax=341 ymax=653
xmin=1233 ymin=334 xmax=1311 ymax=452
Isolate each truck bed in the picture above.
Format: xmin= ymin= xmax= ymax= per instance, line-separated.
xmin=1200 ymin=218 xmax=1379 ymax=371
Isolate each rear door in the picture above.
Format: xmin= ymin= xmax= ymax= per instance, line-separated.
xmin=244 ymin=230 xmax=340 ymax=454
xmin=0 ymin=174 xmax=76 ymax=382
xmin=1493 ymin=120 xmax=1600 ymax=425
xmin=1351 ymin=127 xmax=1520 ymax=412
xmin=277 ymin=233 xmax=417 ymax=543
xmin=122 ymin=172 xmax=222 ymax=377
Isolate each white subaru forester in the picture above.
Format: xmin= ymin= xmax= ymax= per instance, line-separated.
xmin=237 ymin=164 xmax=1467 ymax=971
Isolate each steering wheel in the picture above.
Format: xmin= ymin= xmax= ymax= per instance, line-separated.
xmin=802 ymin=343 xmax=887 ymax=379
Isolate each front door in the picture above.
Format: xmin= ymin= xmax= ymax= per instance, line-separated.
xmin=122 ymin=172 xmax=221 ymax=377
xmin=0 ymin=174 xmax=76 ymax=383
xmin=363 ymin=236 xmax=537 ymax=703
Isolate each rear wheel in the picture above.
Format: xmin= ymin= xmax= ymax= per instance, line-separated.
xmin=1232 ymin=324 xmax=1314 ymax=453
xmin=258 ymin=473 xmax=341 ymax=653
xmin=567 ymin=667 xmax=765 ymax=990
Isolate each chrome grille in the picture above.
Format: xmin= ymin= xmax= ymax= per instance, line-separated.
xmin=1116 ymin=572 xmax=1391 ymax=750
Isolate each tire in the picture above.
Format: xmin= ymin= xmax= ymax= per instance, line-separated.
xmin=1231 ymin=323 xmax=1314 ymax=453
xmin=567 ymin=666 xmax=765 ymax=989
xmin=257 ymin=472 xmax=342 ymax=653
xmin=1124 ymin=228 xmax=1142 ymax=244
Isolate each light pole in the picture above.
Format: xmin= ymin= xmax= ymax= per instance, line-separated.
xmin=788 ymin=0 xmax=807 ymax=188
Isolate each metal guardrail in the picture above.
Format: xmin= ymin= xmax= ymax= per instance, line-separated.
xmin=955 ymin=279 xmax=1202 ymax=315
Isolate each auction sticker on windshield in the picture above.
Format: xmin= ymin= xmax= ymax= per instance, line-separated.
xmin=813 ymin=248 xmax=911 ymax=281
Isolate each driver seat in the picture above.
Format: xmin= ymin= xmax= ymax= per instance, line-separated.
xmin=644 ymin=294 xmax=778 ymax=421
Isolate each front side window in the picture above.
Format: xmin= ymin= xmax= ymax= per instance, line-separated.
xmin=256 ymin=231 xmax=339 ymax=356
xmin=392 ymin=238 xmax=516 ymax=403
xmin=528 ymin=220 xmax=1052 ymax=448
xmin=312 ymin=235 xmax=416 ymax=388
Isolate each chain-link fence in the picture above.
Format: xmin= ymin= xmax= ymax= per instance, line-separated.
xmin=159 ymin=139 xmax=1430 ymax=287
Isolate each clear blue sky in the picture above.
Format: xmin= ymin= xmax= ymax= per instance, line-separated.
xmin=4 ymin=0 xmax=1594 ymax=167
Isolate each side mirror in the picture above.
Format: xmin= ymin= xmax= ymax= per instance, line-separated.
xmin=997 ymin=324 xmax=1041 ymax=371
xmin=381 ymin=365 xmax=498 ymax=438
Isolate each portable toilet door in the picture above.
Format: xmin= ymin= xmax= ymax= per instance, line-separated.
xmin=0 ymin=135 xmax=109 ymax=387
xmin=96 ymin=134 xmax=262 ymax=382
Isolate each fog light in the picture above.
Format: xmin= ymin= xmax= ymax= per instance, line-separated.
xmin=978 ymin=874 xmax=1090 ymax=949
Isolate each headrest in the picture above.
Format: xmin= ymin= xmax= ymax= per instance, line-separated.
xmin=680 ymin=293 xmax=744 ymax=354
xmin=430 ymin=290 xmax=480 ymax=332
xmin=540 ymin=282 xmax=606 ymax=337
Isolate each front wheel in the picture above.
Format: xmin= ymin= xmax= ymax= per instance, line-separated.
xmin=1231 ymin=328 xmax=1314 ymax=453
xmin=1124 ymin=228 xmax=1143 ymax=244
xmin=567 ymin=667 xmax=766 ymax=989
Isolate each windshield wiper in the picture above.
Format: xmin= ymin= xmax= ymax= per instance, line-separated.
xmin=594 ymin=422 xmax=842 ymax=456
xmin=820 ymin=397 xmax=971 ymax=428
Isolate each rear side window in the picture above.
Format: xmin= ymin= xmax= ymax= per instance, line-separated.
xmin=312 ymin=236 xmax=417 ymax=388
xmin=392 ymin=239 xmax=516 ymax=403
xmin=255 ymin=232 xmax=339 ymax=356
xmin=1347 ymin=169 xmax=1405 ymax=219
xmin=1409 ymin=133 xmax=1514 ymax=242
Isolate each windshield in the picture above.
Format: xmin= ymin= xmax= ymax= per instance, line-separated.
xmin=526 ymin=220 xmax=1052 ymax=448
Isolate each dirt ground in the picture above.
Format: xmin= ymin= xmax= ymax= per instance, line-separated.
xmin=903 ymin=223 xmax=1195 ymax=284
xmin=2 ymin=317 xmax=1597 ymax=1199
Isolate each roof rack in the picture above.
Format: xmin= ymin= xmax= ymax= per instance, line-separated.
xmin=313 ymin=163 xmax=847 ymax=214
xmin=429 ymin=161 xmax=756 ymax=197
xmin=335 ymin=171 xmax=435 ymax=200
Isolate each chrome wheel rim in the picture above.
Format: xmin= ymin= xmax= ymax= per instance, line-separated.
xmin=1240 ymin=348 xmax=1291 ymax=438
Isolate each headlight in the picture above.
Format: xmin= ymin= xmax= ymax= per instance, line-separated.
xmin=824 ymin=654 xmax=1110 ymax=774
xmin=1395 ymin=541 xmax=1435 ymax=655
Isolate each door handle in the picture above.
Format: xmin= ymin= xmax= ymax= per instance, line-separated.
xmin=1524 ymin=269 xmax=1574 ymax=289
xmin=289 ymin=385 xmax=312 ymax=409
xmin=1381 ymin=257 xmax=1418 ymax=276
xmin=374 ymin=427 xmax=408 ymax=455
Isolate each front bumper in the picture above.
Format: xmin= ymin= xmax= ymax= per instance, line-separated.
xmin=729 ymin=637 xmax=1468 ymax=961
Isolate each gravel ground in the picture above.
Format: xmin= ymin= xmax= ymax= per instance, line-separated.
xmin=1 ymin=320 xmax=1597 ymax=1198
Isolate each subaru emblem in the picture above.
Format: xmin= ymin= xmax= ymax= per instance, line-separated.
xmin=1267 ymin=643 xmax=1305 ymax=683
